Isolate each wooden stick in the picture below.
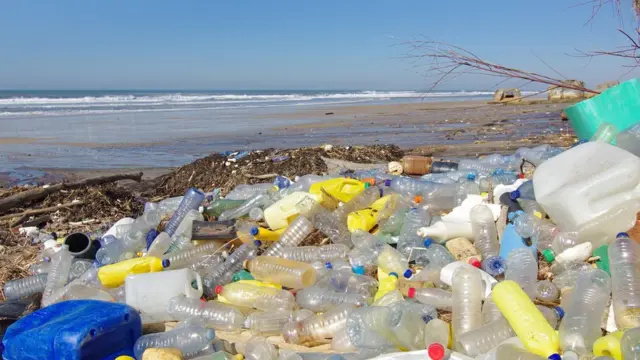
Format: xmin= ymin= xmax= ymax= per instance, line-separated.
xmin=0 ymin=172 xmax=142 ymax=215
xmin=0 ymin=201 xmax=85 ymax=222
xmin=243 ymin=173 xmax=278 ymax=179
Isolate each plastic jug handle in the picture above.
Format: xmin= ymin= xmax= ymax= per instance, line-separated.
xmin=184 ymin=270 xmax=203 ymax=299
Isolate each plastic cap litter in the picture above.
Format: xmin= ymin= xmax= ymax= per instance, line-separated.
xmin=363 ymin=182 xmax=370 ymax=189
xmin=250 ymin=227 xmax=259 ymax=236
xmin=253 ymin=240 xmax=262 ymax=247
xmin=542 ymin=249 xmax=555 ymax=263
xmin=427 ymin=343 xmax=446 ymax=360
xmin=325 ymin=262 xmax=333 ymax=269
xmin=384 ymin=179 xmax=391 ymax=187
xmin=389 ymin=272 xmax=399 ymax=278
xmin=214 ymin=285 xmax=224 ymax=295
xmin=548 ymin=354 xmax=562 ymax=360
xmin=617 ymin=232 xmax=630 ymax=238
xmin=423 ymin=238 xmax=433 ymax=247
xmin=403 ymin=269 xmax=412 ymax=279
xmin=413 ymin=195 xmax=423 ymax=204
xmin=161 ymin=259 xmax=171 ymax=268
xmin=352 ymin=266 xmax=365 ymax=275
xmin=468 ymin=258 xmax=481 ymax=268
xmin=467 ymin=173 xmax=476 ymax=180
xmin=510 ymin=190 xmax=521 ymax=200
xmin=555 ymin=306 xmax=565 ymax=319
xmin=407 ymin=287 xmax=416 ymax=298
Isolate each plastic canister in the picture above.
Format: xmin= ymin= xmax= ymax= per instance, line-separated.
xmin=309 ymin=178 xmax=366 ymax=203
xmin=263 ymin=192 xmax=320 ymax=230
xmin=402 ymin=155 xmax=433 ymax=175
xmin=2 ymin=300 xmax=141 ymax=360
xmin=533 ymin=141 xmax=640 ymax=245
xmin=125 ymin=268 xmax=202 ymax=323
xmin=98 ymin=256 xmax=167 ymax=288
xmin=347 ymin=195 xmax=391 ymax=232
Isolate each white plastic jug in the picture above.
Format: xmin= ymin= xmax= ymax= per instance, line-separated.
xmin=263 ymin=192 xmax=320 ymax=230
xmin=125 ymin=268 xmax=202 ymax=323
xmin=533 ymin=142 xmax=640 ymax=246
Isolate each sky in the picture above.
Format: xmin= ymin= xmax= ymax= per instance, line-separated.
xmin=0 ymin=0 xmax=638 ymax=90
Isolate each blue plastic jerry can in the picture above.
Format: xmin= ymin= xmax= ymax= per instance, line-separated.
xmin=500 ymin=223 xmax=536 ymax=260
xmin=2 ymin=300 xmax=141 ymax=360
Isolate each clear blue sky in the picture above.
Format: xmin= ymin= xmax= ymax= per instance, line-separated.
xmin=0 ymin=0 xmax=637 ymax=90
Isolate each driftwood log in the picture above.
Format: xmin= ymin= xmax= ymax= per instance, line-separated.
xmin=0 ymin=172 xmax=143 ymax=215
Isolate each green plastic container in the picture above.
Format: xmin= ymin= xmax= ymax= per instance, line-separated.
xmin=565 ymin=78 xmax=640 ymax=140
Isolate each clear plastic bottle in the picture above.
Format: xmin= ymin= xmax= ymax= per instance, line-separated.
xmin=516 ymin=199 xmax=546 ymax=218
xmin=145 ymin=195 xmax=184 ymax=216
xmin=310 ymin=207 xmax=352 ymax=247
xmin=243 ymin=336 xmax=278 ymax=360
xmin=608 ymin=233 xmax=640 ymax=330
xmin=168 ymin=295 xmax=245 ymax=331
xmin=249 ymin=207 xmax=264 ymax=221
xmin=331 ymin=328 xmax=357 ymax=352
xmin=168 ymin=209 xmax=203 ymax=252
xmin=41 ymin=245 xmax=74 ymax=306
xmin=616 ymin=123 xmax=640 ymax=157
xmin=164 ymin=188 xmax=205 ymax=237
xmin=333 ymin=187 xmax=381 ymax=220
xmin=455 ymin=317 xmax=516 ymax=356
xmin=424 ymin=318 xmax=450 ymax=350
xmin=478 ymin=173 xmax=519 ymax=192
xmin=535 ymin=280 xmax=559 ymax=302
xmin=96 ymin=210 xmax=162 ymax=264
xmin=451 ymin=266 xmax=483 ymax=341
xmin=163 ymin=241 xmax=223 ymax=270
xmin=202 ymin=241 xmax=259 ymax=296
xmin=559 ymin=269 xmax=611 ymax=355
xmin=509 ymin=210 xmax=538 ymax=239
xmin=314 ymin=270 xmax=378 ymax=296
xmin=214 ymin=282 xmax=295 ymax=311
xmin=408 ymin=287 xmax=452 ymax=311
xmin=482 ymin=297 xmax=502 ymax=324
xmin=376 ymin=244 xmax=411 ymax=278
xmin=550 ymin=231 xmax=581 ymax=254
xmin=283 ymin=304 xmax=355 ymax=344
xmin=279 ymin=244 xmax=349 ymax=263
xmin=495 ymin=343 xmax=546 ymax=360
xmin=4 ymin=259 xmax=92 ymax=300
xmin=505 ymin=248 xmax=538 ymax=299
xmin=295 ymin=286 xmax=369 ymax=312
xmin=133 ymin=319 xmax=215 ymax=359
xmin=264 ymin=216 xmax=314 ymax=257
xmin=415 ymin=238 xmax=455 ymax=270
xmin=225 ymin=183 xmax=276 ymax=200
xmin=245 ymin=310 xmax=293 ymax=336
xmin=344 ymin=306 xmax=396 ymax=349
xmin=218 ymin=189 xmax=280 ymax=221
xmin=388 ymin=300 xmax=429 ymax=350
xmin=457 ymin=159 xmax=502 ymax=175
xmin=454 ymin=174 xmax=481 ymax=206
xmin=536 ymin=305 xmax=563 ymax=330
xmin=620 ymin=326 xmax=640 ymax=360
xmin=397 ymin=208 xmax=431 ymax=256
xmin=145 ymin=232 xmax=172 ymax=258
xmin=470 ymin=205 xmax=505 ymax=276
xmin=244 ymin=256 xmax=316 ymax=289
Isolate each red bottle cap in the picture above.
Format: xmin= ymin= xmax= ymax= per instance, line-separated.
xmin=427 ymin=343 xmax=445 ymax=360
xmin=468 ymin=258 xmax=481 ymax=268
xmin=214 ymin=285 xmax=224 ymax=295
xmin=407 ymin=287 xmax=416 ymax=298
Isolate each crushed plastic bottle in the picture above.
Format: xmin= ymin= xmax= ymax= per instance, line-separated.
xmin=244 ymin=256 xmax=317 ymax=289
xmin=167 ymin=295 xmax=245 ymax=331
xmin=283 ymin=304 xmax=355 ymax=344
xmin=133 ymin=319 xmax=215 ymax=359
xmin=505 ymin=248 xmax=538 ymax=299
xmin=296 ymin=286 xmax=369 ymax=312
xmin=214 ymin=282 xmax=295 ymax=311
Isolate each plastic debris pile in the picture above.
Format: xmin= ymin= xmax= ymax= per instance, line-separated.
xmin=1 ymin=131 xmax=640 ymax=360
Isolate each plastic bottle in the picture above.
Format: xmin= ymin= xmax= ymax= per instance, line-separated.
xmin=163 ymin=241 xmax=223 ymax=270
xmin=505 ymin=248 xmax=538 ymax=299
xmin=295 ymin=286 xmax=369 ymax=312
xmin=264 ymin=216 xmax=314 ymax=257
xmin=416 ymin=238 xmax=455 ymax=270
xmin=4 ymin=259 xmax=92 ymax=301
xmin=202 ymin=241 xmax=259 ymax=296
xmin=549 ymin=231 xmax=581 ymax=254
xmin=491 ymin=280 xmax=560 ymax=358
xmin=376 ymin=244 xmax=411 ymax=278
xmin=133 ymin=319 xmax=215 ymax=359
xmin=214 ymin=282 xmax=295 ymax=311
xmin=97 ymin=256 xmax=167 ymax=288
xmin=535 ymin=280 xmax=559 ymax=302
xmin=41 ymin=245 xmax=74 ymax=306
xmin=454 ymin=317 xmax=515 ymax=356
xmin=454 ymin=174 xmax=480 ymax=206
xmin=424 ymin=318 xmax=450 ymax=350
xmin=166 ymin=295 xmax=244 ymax=331
xmin=333 ymin=187 xmax=381 ymax=220
xmin=244 ymin=256 xmax=316 ymax=289
xmin=417 ymin=221 xmax=474 ymax=243
xmin=163 ymin=188 xmax=205 ymax=237
xmin=397 ymin=208 xmax=431 ymax=256
xmin=478 ymin=173 xmax=519 ymax=192
xmin=310 ymin=206 xmax=353 ymax=247
xmin=608 ymin=232 xmax=640 ymax=329
xmin=218 ymin=188 xmax=280 ymax=221
xmin=495 ymin=343 xmax=546 ymax=360
xmin=314 ymin=270 xmax=378 ymax=296
xmin=168 ymin=209 xmax=203 ymax=251
xmin=145 ymin=232 xmax=172 ymax=258
xmin=283 ymin=304 xmax=355 ymax=344
xmin=440 ymin=261 xmax=497 ymax=299
xmin=225 ymin=183 xmax=276 ymax=200
xmin=264 ymin=192 xmax=320 ymax=230
xmin=387 ymin=300 xmax=429 ymax=350
xmin=345 ymin=306 xmax=396 ymax=349
xmin=536 ymin=305 xmax=564 ymax=330
xmin=511 ymin=180 xmax=535 ymax=201
xmin=620 ymin=326 xmax=640 ymax=360
xmin=482 ymin=297 xmax=502 ymax=324
xmin=616 ymin=123 xmax=640 ymax=157
xmin=457 ymin=159 xmax=502 ymax=175
xmin=245 ymin=310 xmax=293 ymax=336
xmin=470 ymin=205 xmax=505 ymax=276
xmin=280 ymin=244 xmax=349 ymax=263
xmin=408 ymin=287 xmax=452 ymax=311
xmin=451 ymin=266 xmax=483 ymax=341
xmin=592 ymin=330 xmax=624 ymax=360
xmin=204 ymin=199 xmax=246 ymax=218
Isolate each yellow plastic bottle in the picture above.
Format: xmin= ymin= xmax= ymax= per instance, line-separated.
xmin=97 ymin=256 xmax=166 ymax=288
xmin=244 ymin=256 xmax=316 ymax=289
xmin=250 ymin=226 xmax=285 ymax=241
xmin=309 ymin=178 xmax=366 ymax=203
xmin=491 ymin=280 xmax=560 ymax=358
xmin=263 ymin=192 xmax=321 ymax=230
xmin=347 ymin=195 xmax=392 ymax=232
xmin=593 ymin=330 xmax=624 ymax=360
xmin=374 ymin=270 xmax=399 ymax=301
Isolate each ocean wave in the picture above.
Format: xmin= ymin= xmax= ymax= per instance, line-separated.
xmin=0 ymin=90 xmax=497 ymax=106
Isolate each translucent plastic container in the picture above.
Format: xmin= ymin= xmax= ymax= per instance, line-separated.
xmin=559 ymin=269 xmax=611 ymax=355
xmin=535 ymin=280 xmax=559 ymax=302
xmin=164 ymin=188 xmax=205 ymax=237
xmin=133 ymin=319 xmax=215 ymax=359
xmin=4 ymin=259 xmax=93 ymax=300
xmin=457 ymin=159 xmax=503 ymax=175
xmin=314 ymin=270 xmax=378 ymax=296
xmin=310 ymin=206 xmax=352 ymax=247
xmin=408 ymin=287 xmax=453 ymax=311
xmin=608 ymin=233 xmax=640 ymax=329
xmin=283 ymin=304 xmax=354 ymax=344
xmin=388 ymin=300 xmax=428 ymax=350
xmin=345 ymin=306 xmax=396 ymax=349
xmin=536 ymin=305 xmax=563 ymax=330
xmin=495 ymin=343 xmax=546 ymax=360
xmin=415 ymin=238 xmax=455 ymax=270
xmin=478 ymin=173 xmax=519 ymax=192
xmin=492 ymin=280 xmax=560 ymax=358
xmin=264 ymin=216 xmax=314 ymax=257
xmin=245 ymin=256 xmax=316 ymax=289
xmin=214 ymin=282 xmax=295 ymax=311
xmin=621 ymin=326 xmax=640 ymax=360
xmin=455 ymin=317 xmax=515 ymax=356
xmin=202 ymin=241 xmax=259 ymax=296
xmin=41 ymin=245 xmax=74 ymax=306
xmin=470 ymin=205 xmax=505 ymax=276
xmin=617 ymin=123 xmax=640 ymax=157
xmin=295 ymin=286 xmax=369 ymax=312
xmin=96 ymin=210 xmax=162 ymax=264
xmin=482 ymin=297 xmax=503 ymax=324
xmin=145 ymin=231 xmax=172 ymax=258
xmin=280 ymin=244 xmax=349 ymax=263
xmin=333 ymin=186 xmax=381 ymax=220
xmin=245 ymin=310 xmax=293 ymax=336
xmin=451 ymin=266 xmax=483 ymax=341
xmin=454 ymin=174 xmax=480 ymax=206
xmin=331 ymin=328 xmax=357 ymax=352
xmin=163 ymin=241 xmax=223 ymax=270
xmin=505 ymin=248 xmax=538 ymax=299
xmin=218 ymin=189 xmax=279 ymax=221
xmin=168 ymin=209 xmax=203 ymax=252
xmin=168 ymin=295 xmax=245 ymax=331
xmin=424 ymin=318 xmax=450 ymax=350
xmin=397 ymin=208 xmax=431 ymax=256
xmin=225 ymin=183 xmax=275 ymax=200
xmin=533 ymin=141 xmax=640 ymax=244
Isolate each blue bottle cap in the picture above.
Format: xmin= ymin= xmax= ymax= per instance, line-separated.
xmin=253 ymin=240 xmax=262 ymax=247
xmin=509 ymin=190 xmax=521 ymax=200
xmin=388 ymin=272 xmax=399 ymax=278
xmin=352 ymin=266 xmax=365 ymax=275
xmin=161 ymin=259 xmax=171 ymax=268
xmin=325 ymin=262 xmax=333 ymax=269
xmin=507 ymin=212 xmax=516 ymax=221
xmin=554 ymin=306 xmax=565 ymax=319
xmin=423 ymin=238 xmax=433 ymax=247
xmin=384 ymin=179 xmax=391 ymax=187
xmin=403 ymin=269 xmax=412 ymax=279
xmin=617 ymin=232 xmax=630 ymax=238
xmin=379 ymin=188 xmax=384 ymax=197
xmin=547 ymin=354 xmax=561 ymax=360
xmin=467 ymin=173 xmax=476 ymax=180
xmin=250 ymin=227 xmax=259 ymax=236
xmin=421 ymin=315 xmax=433 ymax=323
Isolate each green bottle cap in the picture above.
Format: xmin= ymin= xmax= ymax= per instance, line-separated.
xmin=542 ymin=249 xmax=555 ymax=263
xmin=232 ymin=270 xmax=254 ymax=282
xmin=593 ymin=245 xmax=610 ymax=275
